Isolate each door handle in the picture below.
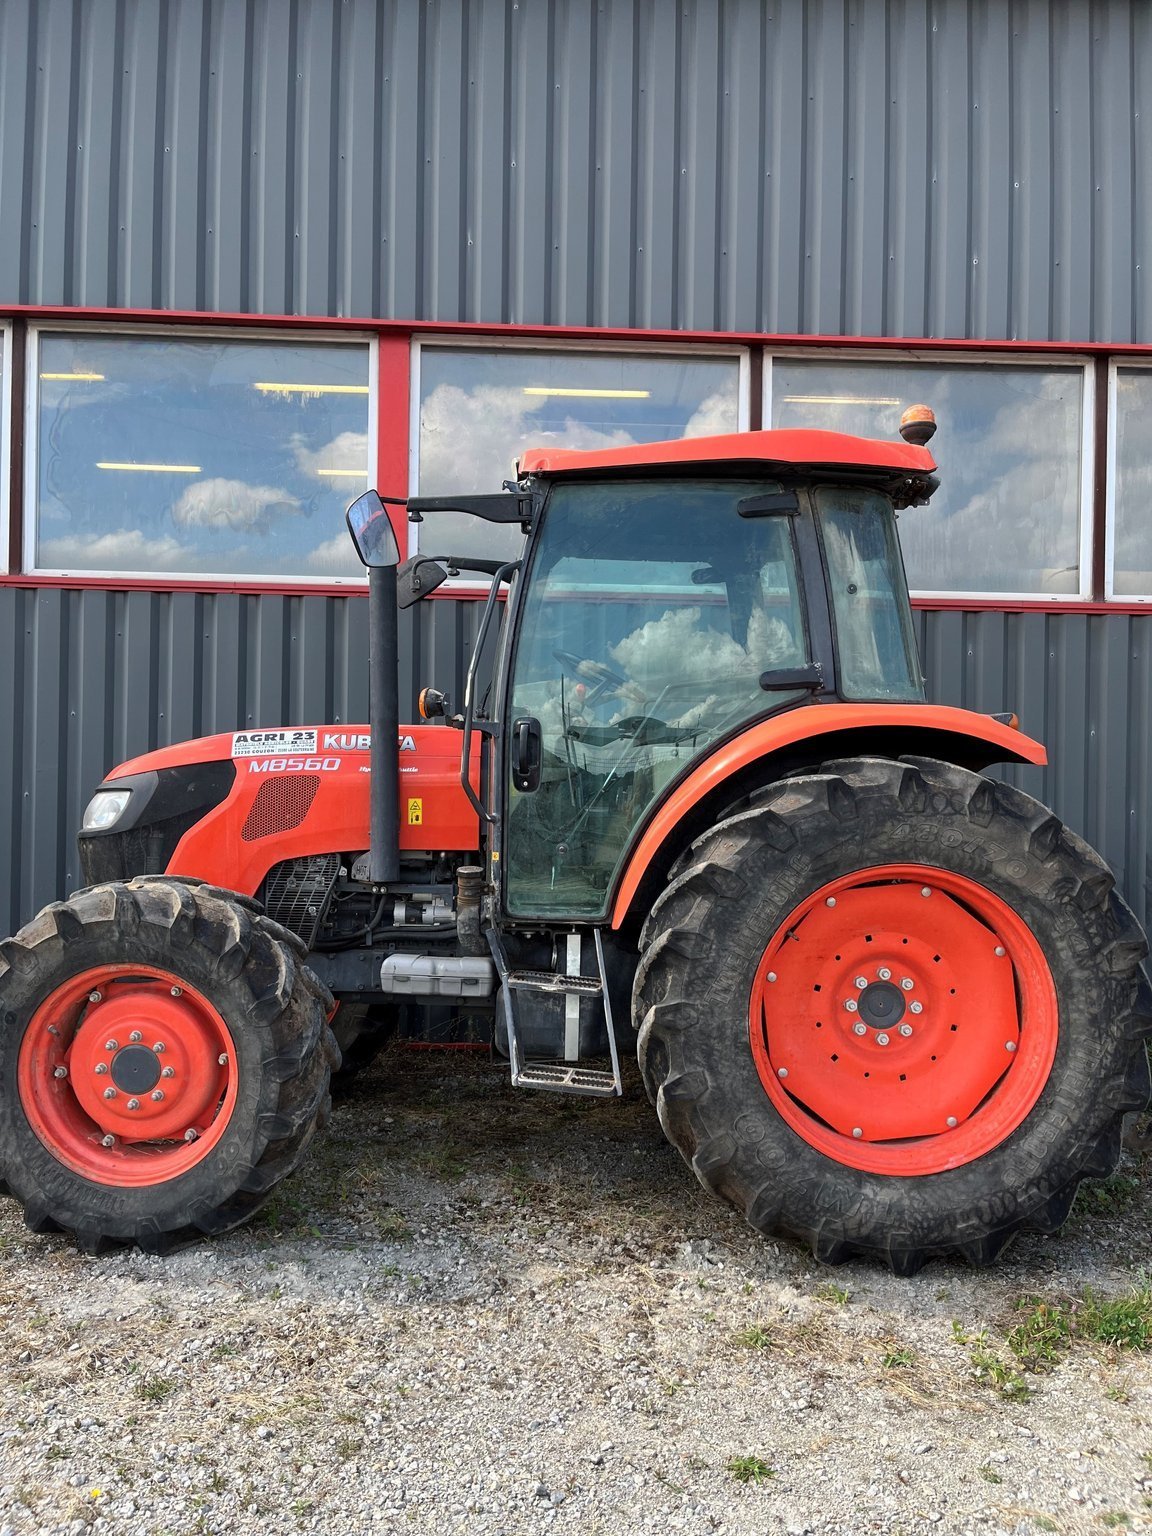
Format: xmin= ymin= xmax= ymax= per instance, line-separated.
xmin=511 ymin=717 xmax=542 ymax=792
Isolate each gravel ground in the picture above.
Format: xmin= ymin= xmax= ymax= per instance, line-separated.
xmin=2 ymin=1048 xmax=1152 ymax=1536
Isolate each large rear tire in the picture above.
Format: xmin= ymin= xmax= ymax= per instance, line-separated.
xmin=0 ymin=877 xmax=337 ymax=1254
xmin=634 ymin=756 xmax=1152 ymax=1273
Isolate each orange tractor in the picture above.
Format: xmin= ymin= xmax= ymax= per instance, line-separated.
xmin=1 ymin=415 xmax=1147 ymax=1272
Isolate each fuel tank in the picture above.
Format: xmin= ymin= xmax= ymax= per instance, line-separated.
xmin=87 ymin=724 xmax=482 ymax=898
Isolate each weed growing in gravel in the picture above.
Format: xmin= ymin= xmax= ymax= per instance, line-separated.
xmin=881 ymin=1345 xmax=915 ymax=1368
xmin=135 ymin=1375 xmax=177 ymax=1403
xmin=734 ymin=1323 xmax=774 ymax=1350
xmin=1075 ymin=1171 xmax=1141 ymax=1218
xmin=978 ymin=1463 xmax=1003 ymax=1484
xmin=1101 ymin=1513 xmax=1132 ymax=1528
xmin=815 ymin=1282 xmax=851 ymax=1305
xmin=952 ymin=1321 xmax=1032 ymax=1401
xmin=1079 ymin=1284 xmax=1152 ymax=1349
xmin=726 ymin=1455 xmax=775 ymax=1485
xmin=1006 ymin=1298 xmax=1073 ymax=1372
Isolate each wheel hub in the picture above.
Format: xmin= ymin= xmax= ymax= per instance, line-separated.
xmin=109 ymin=1045 xmax=162 ymax=1095
xmin=856 ymin=979 xmax=906 ymax=1030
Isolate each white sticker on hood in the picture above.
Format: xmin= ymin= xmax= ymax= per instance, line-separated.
xmin=232 ymin=729 xmax=319 ymax=758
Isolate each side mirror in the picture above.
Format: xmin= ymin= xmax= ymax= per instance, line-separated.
xmin=397 ymin=555 xmax=450 ymax=609
xmin=346 ymin=490 xmax=401 ymax=568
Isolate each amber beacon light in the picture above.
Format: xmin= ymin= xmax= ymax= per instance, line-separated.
xmin=899 ymin=404 xmax=938 ymax=445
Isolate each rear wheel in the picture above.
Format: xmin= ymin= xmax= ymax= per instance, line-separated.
xmin=0 ymin=877 xmax=337 ymax=1253
xmin=634 ymin=756 xmax=1152 ymax=1272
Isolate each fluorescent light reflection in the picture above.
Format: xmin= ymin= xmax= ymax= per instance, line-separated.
xmin=96 ymin=462 xmax=202 ymax=473
xmin=316 ymin=468 xmax=369 ymax=477
xmin=41 ymin=372 xmax=105 ymax=381
xmin=253 ymin=382 xmax=370 ymax=396
xmin=781 ymin=395 xmax=901 ymax=406
xmin=522 ymin=386 xmax=651 ymax=399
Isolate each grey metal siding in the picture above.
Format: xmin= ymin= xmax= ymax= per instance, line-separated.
xmin=1 ymin=0 xmax=1150 ymax=341
xmin=1 ymin=590 xmax=1149 ymax=938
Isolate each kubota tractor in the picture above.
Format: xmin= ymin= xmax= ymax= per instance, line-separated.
xmin=1 ymin=415 xmax=1148 ymax=1272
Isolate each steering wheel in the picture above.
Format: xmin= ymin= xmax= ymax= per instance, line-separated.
xmin=552 ymin=649 xmax=630 ymax=702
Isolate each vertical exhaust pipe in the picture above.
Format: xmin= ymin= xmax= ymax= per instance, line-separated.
xmin=368 ymin=562 xmax=401 ymax=885
xmin=346 ymin=491 xmax=403 ymax=886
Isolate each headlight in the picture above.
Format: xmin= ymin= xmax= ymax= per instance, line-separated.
xmin=81 ymin=789 xmax=132 ymax=832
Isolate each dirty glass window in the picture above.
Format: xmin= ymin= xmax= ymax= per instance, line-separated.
xmin=816 ymin=488 xmax=923 ymax=702
xmin=0 ymin=326 xmax=8 ymax=572
xmin=31 ymin=332 xmax=372 ymax=579
xmin=505 ymin=478 xmax=808 ymax=918
xmin=771 ymin=358 xmax=1088 ymax=597
xmin=1112 ymin=367 xmax=1152 ymax=598
xmin=416 ymin=347 xmax=744 ymax=563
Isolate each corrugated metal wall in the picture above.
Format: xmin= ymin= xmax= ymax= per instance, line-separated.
xmin=0 ymin=0 xmax=1149 ymax=340
xmin=1 ymin=590 xmax=1149 ymax=937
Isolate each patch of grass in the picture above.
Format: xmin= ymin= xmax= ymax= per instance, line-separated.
xmin=978 ymin=1463 xmax=1004 ymax=1484
xmin=726 ymin=1454 xmax=775 ymax=1485
xmin=881 ymin=1345 xmax=914 ymax=1369
xmin=135 ymin=1375 xmax=177 ymax=1403
xmin=1100 ymin=1514 xmax=1131 ymax=1528
xmin=1007 ymin=1298 xmax=1074 ymax=1372
xmin=1079 ymin=1285 xmax=1152 ymax=1350
xmin=954 ymin=1322 xmax=1032 ymax=1401
xmin=815 ymin=1282 xmax=850 ymax=1305
xmin=1077 ymin=1172 xmax=1141 ymax=1218
xmin=734 ymin=1323 xmax=774 ymax=1351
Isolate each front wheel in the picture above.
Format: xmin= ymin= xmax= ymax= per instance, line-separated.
xmin=0 ymin=877 xmax=337 ymax=1253
xmin=634 ymin=756 xmax=1152 ymax=1273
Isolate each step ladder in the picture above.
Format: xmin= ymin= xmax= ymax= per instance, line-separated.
xmin=486 ymin=927 xmax=623 ymax=1097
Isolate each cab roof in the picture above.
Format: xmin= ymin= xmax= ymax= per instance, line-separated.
xmin=518 ymin=427 xmax=937 ymax=479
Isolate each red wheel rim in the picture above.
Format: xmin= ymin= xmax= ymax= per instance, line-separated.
xmin=18 ymin=965 xmax=238 ymax=1186
xmin=749 ymin=864 xmax=1059 ymax=1175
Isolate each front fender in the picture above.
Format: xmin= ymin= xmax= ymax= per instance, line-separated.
xmin=609 ymin=703 xmax=1046 ymax=930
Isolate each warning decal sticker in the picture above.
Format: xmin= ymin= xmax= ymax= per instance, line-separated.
xmin=232 ymin=729 xmax=319 ymax=758
xmin=407 ymin=798 xmax=423 ymax=825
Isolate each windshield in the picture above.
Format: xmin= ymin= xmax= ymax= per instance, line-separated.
xmin=505 ymin=478 xmax=810 ymax=917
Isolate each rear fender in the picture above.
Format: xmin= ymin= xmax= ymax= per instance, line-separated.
xmin=610 ymin=703 xmax=1046 ymax=931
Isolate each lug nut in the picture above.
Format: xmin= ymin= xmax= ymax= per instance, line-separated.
xmin=898 ymin=1024 xmax=913 ymax=1038
xmin=151 ymin=1090 xmax=165 ymax=1102
xmin=162 ymin=1066 xmax=175 ymax=1078
xmin=153 ymin=1042 xmax=165 ymax=1054
xmin=95 ymin=1062 xmax=108 ymax=1075
xmin=100 ymin=1135 xmax=116 ymax=1149
xmin=920 ymin=887 xmax=932 ymax=898
xmin=129 ymin=1031 xmax=142 ymax=1043
xmin=910 ymin=1001 xmax=923 ymax=1015
xmin=878 ymin=967 xmax=892 ymax=981
xmin=994 ymin=946 xmax=1006 ymax=957
xmin=1005 ymin=1041 xmax=1017 ymax=1053
xmin=876 ymin=1033 xmax=890 ymax=1047
xmin=105 ymin=1040 xmax=118 ymax=1052
xmin=852 ymin=1022 xmax=868 ymax=1037
xmin=103 ymin=1087 xmax=116 ymax=1100
xmin=170 ymin=986 xmax=182 ymax=998
xmin=777 ymin=1067 xmax=788 ymax=1079
xmin=946 ymin=1116 xmax=958 ymax=1128
xmin=825 ymin=897 xmax=837 ymax=908
xmin=217 ymin=1053 xmax=229 ymax=1067
xmin=88 ymin=991 xmax=103 ymax=1004
xmin=183 ymin=1128 xmax=198 ymax=1143
xmin=855 ymin=976 xmax=868 ymax=990
xmin=900 ymin=977 xmax=914 ymax=991
xmin=127 ymin=1098 xmax=140 ymax=1111
xmin=53 ymin=1066 xmax=68 ymax=1079
xmin=47 ymin=1025 xmax=60 ymax=1037
xmin=852 ymin=1127 xmax=863 ymax=1139
xmin=766 ymin=972 xmax=777 ymax=983
xmin=844 ymin=999 xmax=859 ymax=1013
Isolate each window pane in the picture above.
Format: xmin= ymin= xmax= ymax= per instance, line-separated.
xmin=816 ymin=488 xmax=922 ymax=702
xmin=35 ymin=333 xmax=371 ymax=579
xmin=772 ymin=359 xmax=1085 ymax=595
xmin=417 ymin=348 xmax=741 ymax=562
xmin=1113 ymin=369 xmax=1152 ymax=596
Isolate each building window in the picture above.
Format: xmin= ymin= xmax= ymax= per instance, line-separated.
xmin=1110 ymin=365 xmax=1152 ymax=600
xmin=414 ymin=342 xmax=748 ymax=562
xmin=27 ymin=329 xmax=374 ymax=581
xmin=768 ymin=355 xmax=1092 ymax=599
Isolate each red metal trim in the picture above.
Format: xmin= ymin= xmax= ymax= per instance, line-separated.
xmin=8 ymin=301 xmax=1152 ymax=356
xmin=910 ymin=596 xmax=1152 ymax=615
xmin=519 ymin=427 xmax=936 ymax=477
xmin=376 ymin=334 xmax=411 ymax=556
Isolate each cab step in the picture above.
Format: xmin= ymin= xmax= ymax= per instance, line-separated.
xmin=487 ymin=928 xmax=623 ymax=1098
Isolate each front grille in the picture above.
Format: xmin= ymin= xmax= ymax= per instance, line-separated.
xmin=259 ymin=854 xmax=341 ymax=948
xmin=242 ymin=775 xmax=321 ymax=841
